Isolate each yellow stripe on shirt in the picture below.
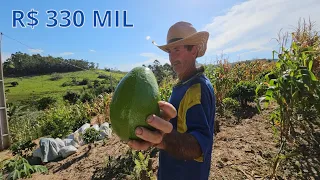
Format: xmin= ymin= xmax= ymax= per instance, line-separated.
xmin=177 ymin=83 xmax=204 ymax=162
xmin=177 ymin=83 xmax=201 ymax=133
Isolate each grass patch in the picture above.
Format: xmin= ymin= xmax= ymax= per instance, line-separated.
xmin=4 ymin=70 xmax=124 ymax=103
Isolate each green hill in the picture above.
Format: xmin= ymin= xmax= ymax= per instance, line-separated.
xmin=4 ymin=69 xmax=125 ymax=104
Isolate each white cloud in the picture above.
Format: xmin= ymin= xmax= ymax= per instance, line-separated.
xmin=146 ymin=36 xmax=151 ymax=40
xmin=28 ymin=49 xmax=44 ymax=54
xmin=1 ymin=52 xmax=11 ymax=62
xmin=60 ymin=52 xmax=74 ymax=56
xmin=118 ymin=53 xmax=169 ymax=72
xmin=89 ymin=49 xmax=96 ymax=53
xmin=138 ymin=53 xmax=169 ymax=66
xmin=202 ymin=0 xmax=320 ymax=58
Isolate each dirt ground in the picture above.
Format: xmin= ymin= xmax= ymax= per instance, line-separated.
xmin=1 ymin=104 xmax=319 ymax=180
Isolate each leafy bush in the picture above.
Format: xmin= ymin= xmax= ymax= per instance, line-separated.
xmin=9 ymin=109 xmax=45 ymax=143
xmin=78 ymin=78 xmax=90 ymax=85
xmin=222 ymin=98 xmax=240 ymax=112
xmin=49 ymin=73 xmax=63 ymax=81
xmin=93 ymin=80 xmax=100 ymax=87
xmin=2 ymin=156 xmax=48 ymax=180
xmin=80 ymin=91 xmax=95 ymax=103
xmin=9 ymin=140 xmax=36 ymax=157
xmin=41 ymin=103 xmax=91 ymax=138
xmin=63 ymin=91 xmax=80 ymax=104
xmin=11 ymin=82 xmax=18 ymax=87
xmin=98 ymin=74 xmax=108 ymax=79
xmin=37 ymin=96 xmax=57 ymax=110
xmin=81 ymin=127 xmax=101 ymax=144
xmin=61 ymin=81 xmax=74 ymax=87
xmin=228 ymin=81 xmax=257 ymax=107
xmin=41 ymin=105 xmax=75 ymax=138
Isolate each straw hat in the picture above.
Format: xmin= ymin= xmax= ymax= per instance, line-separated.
xmin=152 ymin=21 xmax=209 ymax=57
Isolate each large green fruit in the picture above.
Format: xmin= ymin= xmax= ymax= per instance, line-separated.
xmin=110 ymin=67 xmax=161 ymax=141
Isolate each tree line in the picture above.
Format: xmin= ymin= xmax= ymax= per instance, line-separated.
xmin=143 ymin=60 xmax=177 ymax=84
xmin=3 ymin=52 xmax=98 ymax=77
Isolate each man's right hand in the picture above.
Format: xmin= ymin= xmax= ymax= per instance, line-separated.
xmin=127 ymin=101 xmax=177 ymax=150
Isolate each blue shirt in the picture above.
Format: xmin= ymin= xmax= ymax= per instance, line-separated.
xmin=157 ymin=71 xmax=216 ymax=180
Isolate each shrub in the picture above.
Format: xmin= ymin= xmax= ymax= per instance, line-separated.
xmin=228 ymin=81 xmax=257 ymax=107
xmin=100 ymin=80 xmax=108 ymax=84
xmin=11 ymin=82 xmax=19 ymax=87
xmin=98 ymin=74 xmax=108 ymax=79
xmin=80 ymin=91 xmax=95 ymax=103
xmin=2 ymin=156 xmax=48 ymax=179
xmin=41 ymin=105 xmax=75 ymax=138
xmin=9 ymin=140 xmax=36 ymax=157
xmin=78 ymin=78 xmax=90 ymax=85
xmin=81 ymin=127 xmax=101 ymax=144
xmin=222 ymin=98 xmax=240 ymax=112
xmin=8 ymin=109 xmax=45 ymax=143
xmin=61 ymin=81 xmax=74 ymax=87
xmin=49 ymin=73 xmax=63 ymax=81
xmin=63 ymin=91 xmax=80 ymax=104
xmin=41 ymin=103 xmax=90 ymax=139
xmin=93 ymin=80 xmax=101 ymax=87
xmin=37 ymin=96 xmax=57 ymax=110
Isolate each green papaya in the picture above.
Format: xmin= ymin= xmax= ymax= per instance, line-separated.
xmin=110 ymin=67 xmax=161 ymax=141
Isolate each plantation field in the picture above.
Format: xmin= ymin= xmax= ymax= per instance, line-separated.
xmin=0 ymin=20 xmax=319 ymax=180
xmin=4 ymin=70 xmax=125 ymax=103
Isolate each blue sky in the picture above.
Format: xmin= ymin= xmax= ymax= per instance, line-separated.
xmin=1 ymin=0 xmax=320 ymax=72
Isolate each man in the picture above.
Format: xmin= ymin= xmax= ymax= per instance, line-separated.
xmin=128 ymin=21 xmax=216 ymax=180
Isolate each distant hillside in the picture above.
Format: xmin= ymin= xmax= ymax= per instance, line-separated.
xmin=4 ymin=70 xmax=125 ymax=104
xmin=3 ymin=52 xmax=99 ymax=77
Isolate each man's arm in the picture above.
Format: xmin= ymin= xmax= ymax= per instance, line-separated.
xmin=161 ymin=129 xmax=202 ymax=160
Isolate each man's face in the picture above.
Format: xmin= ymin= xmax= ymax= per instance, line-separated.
xmin=167 ymin=45 xmax=196 ymax=77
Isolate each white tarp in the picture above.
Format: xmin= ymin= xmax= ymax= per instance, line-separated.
xmin=33 ymin=122 xmax=112 ymax=163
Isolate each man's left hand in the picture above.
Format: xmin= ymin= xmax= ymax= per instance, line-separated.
xmin=127 ymin=101 xmax=177 ymax=150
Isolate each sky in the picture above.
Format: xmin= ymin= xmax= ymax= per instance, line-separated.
xmin=1 ymin=0 xmax=320 ymax=72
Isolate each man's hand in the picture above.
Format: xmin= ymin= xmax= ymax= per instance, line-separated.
xmin=127 ymin=101 xmax=177 ymax=150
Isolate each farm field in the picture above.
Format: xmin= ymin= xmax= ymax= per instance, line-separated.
xmin=0 ymin=20 xmax=319 ymax=180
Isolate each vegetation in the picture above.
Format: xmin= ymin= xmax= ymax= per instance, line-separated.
xmin=1 ymin=156 xmax=48 ymax=180
xmin=4 ymin=69 xmax=124 ymax=103
xmin=81 ymin=127 xmax=101 ymax=144
xmin=1 ymin=18 xmax=319 ymax=180
xmin=3 ymin=52 xmax=98 ymax=77
xmin=256 ymin=19 xmax=320 ymax=178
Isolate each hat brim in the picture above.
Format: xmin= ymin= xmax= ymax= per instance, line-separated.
xmin=152 ymin=31 xmax=209 ymax=57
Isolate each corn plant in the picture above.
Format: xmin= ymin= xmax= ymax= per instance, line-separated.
xmin=206 ymin=59 xmax=236 ymax=107
xmin=256 ymin=29 xmax=320 ymax=177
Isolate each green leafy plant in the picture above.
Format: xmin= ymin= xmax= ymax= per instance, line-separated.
xmin=256 ymin=22 xmax=320 ymax=178
xmin=132 ymin=150 xmax=155 ymax=180
xmin=2 ymin=156 xmax=48 ymax=180
xmin=41 ymin=104 xmax=75 ymax=138
xmin=81 ymin=127 xmax=101 ymax=144
xmin=221 ymin=97 xmax=240 ymax=117
xmin=9 ymin=140 xmax=36 ymax=157
xmin=37 ymin=96 xmax=57 ymax=110
xmin=11 ymin=82 xmax=19 ymax=87
xmin=228 ymin=81 xmax=257 ymax=107
xmin=63 ymin=91 xmax=80 ymax=104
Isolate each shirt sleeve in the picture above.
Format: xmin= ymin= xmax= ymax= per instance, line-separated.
xmin=185 ymin=84 xmax=214 ymax=162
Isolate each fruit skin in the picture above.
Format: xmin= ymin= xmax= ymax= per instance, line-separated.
xmin=110 ymin=67 xmax=161 ymax=141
